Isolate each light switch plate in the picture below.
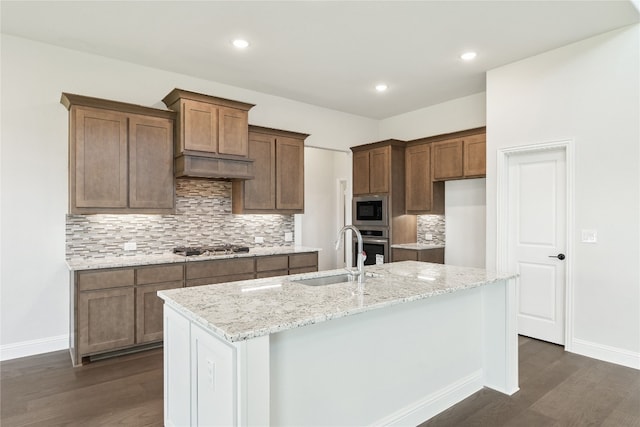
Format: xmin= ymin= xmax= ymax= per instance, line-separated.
xmin=284 ymin=232 xmax=293 ymax=242
xmin=424 ymin=233 xmax=433 ymax=241
xmin=124 ymin=241 xmax=137 ymax=251
xmin=581 ymin=229 xmax=597 ymax=243
xmin=255 ymin=236 xmax=264 ymax=244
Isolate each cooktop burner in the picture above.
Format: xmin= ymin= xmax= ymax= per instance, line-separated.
xmin=173 ymin=245 xmax=250 ymax=257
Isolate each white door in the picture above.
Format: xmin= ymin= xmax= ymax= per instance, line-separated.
xmin=508 ymin=148 xmax=566 ymax=345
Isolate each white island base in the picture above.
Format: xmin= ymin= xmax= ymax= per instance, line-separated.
xmin=162 ymin=266 xmax=517 ymax=426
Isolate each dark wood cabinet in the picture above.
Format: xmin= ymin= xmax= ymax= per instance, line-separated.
xmin=186 ymin=258 xmax=256 ymax=287
xmin=405 ymin=142 xmax=444 ymax=214
xmin=61 ymin=93 xmax=175 ymax=214
xmin=256 ymin=255 xmax=290 ymax=278
xmin=232 ymin=126 xmax=308 ymax=214
xmin=392 ymin=247 xmax=444 ymax=264
xmin=352 ymin=146 xmax=391 ymax=195
xmin=432 ymin=131 xmax=486 ymax=181
xmin=135 ymin=264 xmax=184 ymax=344
xmin=76 ymin=269 xmax=136 ymax=359
xmin=288 ymin=252 xmax=319 ymax=275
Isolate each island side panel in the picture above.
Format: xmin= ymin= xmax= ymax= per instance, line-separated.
xmin=269 ymin=286 xmax=486 ymax=426
xmin=482 ymin=278 xmax=519 ymax=394
xmin=164 ymin=305 xmax=192 ymax=427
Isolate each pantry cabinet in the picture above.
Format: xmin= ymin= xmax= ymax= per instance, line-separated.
xmin=61 ymin=93 xmax=175 ymax=214
xmin=232 ymin=126 xmax=308 ymax=214
xmin=432 ymin=131 xmax=486 ymax=181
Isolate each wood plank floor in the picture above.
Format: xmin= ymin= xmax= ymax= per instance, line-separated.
xmin=1 ymin=337 xmax=638 ymax=426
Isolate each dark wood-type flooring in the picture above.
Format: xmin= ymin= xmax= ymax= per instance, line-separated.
xmin=1 ymin=337 xmax=639 ymax=426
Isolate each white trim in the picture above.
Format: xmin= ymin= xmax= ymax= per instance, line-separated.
xmin=571 ymin=338 xmax=640 ymax=370
xmin=0 ymin=334 xmax=68 ymax=361
xmin=371 ymin=370 xmax=484 ymax=427
xmin=496 ymin=139 xmax=575 ymax=349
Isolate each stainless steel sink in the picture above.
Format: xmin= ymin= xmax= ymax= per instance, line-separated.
xmin=294 ymin=273 xmax=353 ymax=286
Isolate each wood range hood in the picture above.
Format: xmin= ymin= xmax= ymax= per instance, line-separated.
xmin=162 ymin=88 xmax=256 ymax=181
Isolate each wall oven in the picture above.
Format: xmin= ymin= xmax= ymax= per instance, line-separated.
xmin=353 ymin=227 xmax=389 ymax=266
xmin=353 ymin=195 xmax=388 ymax=227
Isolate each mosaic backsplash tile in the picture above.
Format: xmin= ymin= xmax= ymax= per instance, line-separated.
xmin=417 ymin=215 xmax=445 ymax=245
xmin=66 ymin=179 xmax=294 ymax=259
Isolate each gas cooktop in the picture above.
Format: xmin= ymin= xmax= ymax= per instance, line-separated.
xmin=173 ymin=245 xmax=251 ymax=257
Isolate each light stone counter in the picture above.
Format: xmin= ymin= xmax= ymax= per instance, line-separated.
xmin=158 ymin=260 xmax=516 ymax=343
xmin=66 ymin=245 xmax=321 ymax=271
xmin=390 ymin=243 xmax=446 ymax=250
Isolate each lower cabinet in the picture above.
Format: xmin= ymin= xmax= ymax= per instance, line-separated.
xmin=71 ymin=251 xmax=319 ymax=365
xmin=72 ymin=263 xmax=184 ymax=366
xmin=289 ymin=252 xmax=319 ymax=275
xmin=392 ymin=247 xmax=445 ymax=264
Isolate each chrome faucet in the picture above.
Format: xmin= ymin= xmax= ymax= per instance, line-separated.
xmin=335 ymin=225 xmax=365 ymax=288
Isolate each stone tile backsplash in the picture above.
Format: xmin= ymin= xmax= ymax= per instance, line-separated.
xmin=417 ymin=215 xmax=445 ymax=245
xmin=66 ymin=179 xmax=294 ymax=259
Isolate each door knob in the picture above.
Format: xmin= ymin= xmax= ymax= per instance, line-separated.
xmin=549 ymin=253 xmax=566 ymax=260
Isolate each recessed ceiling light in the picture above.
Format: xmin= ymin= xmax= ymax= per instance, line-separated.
xmin=233 ymin=39 xmax=249 ymax=49
xmin=375 ymin=84 xmax=388 ymax=92
xmin=460 ymin=51 xmax=477 ymax=61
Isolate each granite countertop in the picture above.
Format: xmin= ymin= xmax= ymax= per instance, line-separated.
xmin=158 ymin=260 xmax=516 ymax=343
xmin=66 ymin=246 xmax=322 ymax=271
xmin=390 ymin=243 xmax=446 ymax=250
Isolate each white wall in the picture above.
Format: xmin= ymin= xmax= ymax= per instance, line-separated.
xmin=444 ymin=179 xmax=486 ymax=268
xmin=301 ymin=147 xmax=352 ymax=271
xmin=486 ymin=25 xmax=640 ymax=368
xmin=0 ymin=35 xmax=378 ymax=358
xmin=379 ymin=93 xmax=487 ymax=268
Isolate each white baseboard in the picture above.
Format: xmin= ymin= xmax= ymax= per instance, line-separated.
xmin=0 ymin=334 xmax=68 ymax=361
xmin=372 ymin=370 xmax=484 ymax=427
xmin=571 ymin=338 xmax=640 ymax=370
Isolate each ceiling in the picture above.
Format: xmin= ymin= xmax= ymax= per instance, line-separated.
xmin=1 ymin=1 xmax=638 ymax=119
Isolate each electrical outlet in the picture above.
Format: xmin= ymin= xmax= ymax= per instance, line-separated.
xmin=255 ymin=236 xmax=264 ymax=244
xmin=284 ymin=232 xmax=293 ymax=242
xmin=124 ymin=241 xmax=137 ymax=251
xmin=424 ymin=233 xmax=433 ymax=241
xmin=207 ymin=359 xmax=215 ymax=389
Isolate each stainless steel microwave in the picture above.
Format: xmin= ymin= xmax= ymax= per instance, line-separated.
xmin=353 ymin=195 xmax=388 ymax=227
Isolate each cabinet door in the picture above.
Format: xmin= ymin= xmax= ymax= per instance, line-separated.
xmin=136 ymin=280 xmax=183 ymax=344
xmin=352 ymin=151 xmax=370 ymax=195
xmin=243 ymin=132 xmax=276 ymax=210
xmin=432 ymin=138 xmax=463 ymax=181
xmin=182 ymin=99 xmax=218 ymax=153
xmin=369 ymin=147 xmax=390 ymax=193
xmin=129 ymin=115 xmax=174 ymax=209
xmin=392 ymin=248 xmax=419 ymax=262
xmin=405 ymin=144 xmax=432 ymax=212
xmin=276 ymin=137 xmax=304 ymax=211
xmin=73 ymin=107 xmax=128 ymax=208
xmin=463 ymin=134 xmax=486 ymax=177
xmin=218 ymin=107 xmax=248 ymax=157
xmin=78 ymin=287 xmax=135 ymax=355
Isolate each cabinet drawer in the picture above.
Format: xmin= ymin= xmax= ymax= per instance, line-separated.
xmin=136 ymin=264 xmax=184 ymax=285
xmin=256 ymin=269 xmax=288 ymax=279
xmin=256 ymin=255 xmax=289 ymax=272
xmin=289 ymin=266 xmax=318 ymax=275
xmin=289 ymin=253 xmax=318 ymax=269
xmin=187 ymin=273 xmax=256 ymax=287
xmin=186 ymin=258 xmax=255 ymax=280
xmin=78 ymin=268 xmax=135 ymax=292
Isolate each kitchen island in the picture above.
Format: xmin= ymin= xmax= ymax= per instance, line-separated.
xmin=159 ymin=261 xmax=518 ymax=426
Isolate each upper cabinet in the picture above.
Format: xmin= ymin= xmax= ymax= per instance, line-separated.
xmin=162 ymin=89 xmax=255 ymax=179
xmin=432 ymin=130 xmax=486 ymax=181
xmin=405 ymin=142 xmax=444 ymax=214
xmin=232 ymin=125 xmax=308 ymax=214
xmin=61 ymin=93 xmax=175 ymax=215
xmin=352 ymin=143 xmax=402 ymax=195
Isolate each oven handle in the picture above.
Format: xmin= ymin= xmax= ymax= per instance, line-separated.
xmin=357 ymin=238 xmax=389 ymax=244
